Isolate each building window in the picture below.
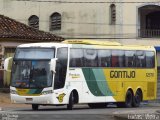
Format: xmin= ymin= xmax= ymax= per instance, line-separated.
xmin=110 ymin=4 xmax=116 ymax=25
xmin=28 ymin=15 xmax=39 ymax=29
xmin=50 ymin=12 xmax=61 ymax=31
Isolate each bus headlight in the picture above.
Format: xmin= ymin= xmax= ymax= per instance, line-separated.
xmin=42 ymin=90 xmax=53 ymax=95
xmin=10 ymin=90 xmax=17 ymax=94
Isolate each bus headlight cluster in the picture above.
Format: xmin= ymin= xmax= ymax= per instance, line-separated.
xmin=10 ymin=90 xmax=17 ymax=94
xmin=42 ymin=90 xmax=53 ymax=95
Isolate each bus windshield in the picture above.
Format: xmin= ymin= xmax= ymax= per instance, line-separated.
xmin=11 ymin=48 xmax=54 ymax=88
xmin=15 ymin=48 xmax=55 ymax=59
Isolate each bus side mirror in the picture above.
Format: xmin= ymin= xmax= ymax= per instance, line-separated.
xmin=4 ymin=57 xmax=13 ymax=71
xmin=50 ymin=58 xmax=58 ymax=73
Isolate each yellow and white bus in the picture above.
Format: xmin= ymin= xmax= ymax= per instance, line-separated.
xmin=5 ymin=40 xmax=157 ymax=110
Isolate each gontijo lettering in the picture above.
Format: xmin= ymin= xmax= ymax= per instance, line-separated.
xmin=110 ymin=71 xmax=136 ymax=78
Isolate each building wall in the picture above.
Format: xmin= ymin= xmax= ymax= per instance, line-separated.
xmin=0 ymin=0 xmax=126 ymax=41
xmin=1 ymin=0 xmax=160 ymax=45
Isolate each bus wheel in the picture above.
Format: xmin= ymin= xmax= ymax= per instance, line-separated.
xmin=117 ymin=90 xmax=133 ymax=108
xmin=133 ymin=90 xmax=142 ymax=107
xmin=124 ymin=90 xmax=133 ymax=108
xmin=67 ymin=92 xmax=74 ymax=110
xmin=32 ymin=104 xmax=39 ymax=110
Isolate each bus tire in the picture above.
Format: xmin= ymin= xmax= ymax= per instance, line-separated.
xmin=116 ymin=90 xmax=133 ymax=108
xmin=133 ymin=90 xmax=142 ymax=107
xmin=124 ymin=90 xmax=133 ymax=108
xmin=67 ymin=92 xmax=74 ymax=110
xmin=117 ymin=90 xmax=133 ymax=108
xmin=32 ymin=104 xmax=39 ymax=110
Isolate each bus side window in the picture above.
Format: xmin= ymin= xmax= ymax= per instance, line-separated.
xmin=136 ymin=51 xmax=146 ymax=68
xmin=54 ymin=47 xmax=68 ymax=89
xmin=125 ymin=51 xmax=136 ymax=67
xmin=98 ymin=49 xmax=111 ymax=67
xmin=70 ymin=49 xmax=84 ymax=67
xmin=146 ymin=51 xmax=155 ymax=68
xmin=84 ymin=49 xmax=98 ymax=67
xmin=111 ymin=50 xmax=125 ymax=67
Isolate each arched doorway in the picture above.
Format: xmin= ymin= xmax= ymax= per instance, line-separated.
xmin=138 ymin=5 xmax=160 ymax=38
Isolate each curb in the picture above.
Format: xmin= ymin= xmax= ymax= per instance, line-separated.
xmin=156 ymin=110 xmax=160 ymax=114
xmin=113 ymin=114 xmax=129 ymax=120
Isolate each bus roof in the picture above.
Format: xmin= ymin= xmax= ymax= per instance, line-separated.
xmin=17 ymin=42 xmax=68 ymax=48
xmin=17 ymin=40 xmax=155 ymax=51
xmin=62 ymin=39 xmax=155 ymax=50
xmin=62 ymin=39 xmax=121 ymax=46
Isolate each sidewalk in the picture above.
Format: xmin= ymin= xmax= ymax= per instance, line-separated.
xmin=0 ymin=92 xmax=29 ymax=110
xmin=113 ymin=107 xmax=160 ymax=120
xmin=113 ymin=101 xmax=160 ymax=119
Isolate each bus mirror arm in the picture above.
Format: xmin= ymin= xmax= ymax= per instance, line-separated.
xmin=51 ymin=70 xmax=56 ymax=74
xmin=50 ymin=58 xmax=58 ymax=73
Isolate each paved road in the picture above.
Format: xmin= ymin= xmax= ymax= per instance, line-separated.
xmin=0 ymin=104 xmax=160 ymax=120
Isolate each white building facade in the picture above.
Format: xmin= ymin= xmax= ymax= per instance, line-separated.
xmin=0 ymin=0 xmax=160 ymax=46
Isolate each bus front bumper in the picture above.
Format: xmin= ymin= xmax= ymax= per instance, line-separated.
xmin=10 ymin=94 xmax=54 ymax=105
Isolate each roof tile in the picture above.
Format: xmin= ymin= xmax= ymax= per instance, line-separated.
xmin=0 ymin=15 xmax=64 ymax=42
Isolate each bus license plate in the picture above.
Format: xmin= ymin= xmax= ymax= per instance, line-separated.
xmin=26 ymin=98 xmax=33 ymax=102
